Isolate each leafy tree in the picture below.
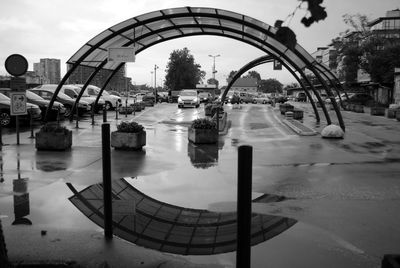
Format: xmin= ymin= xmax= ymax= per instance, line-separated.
xmin=227 ymin=70 xmax=237 ymax=83
xmin=283 ymin=82 xmax=299 ymax=90
xmin=244 ymin=71 xmax=261 ymax=82
xmin=165 ymin=47 xmax=205 ymax=90
xmin=207 ymin=78 xmax=219 ymax=88
xmin=259 ymin=78 xmax=283 ymax=93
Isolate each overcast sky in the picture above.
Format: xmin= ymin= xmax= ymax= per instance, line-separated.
xmin=1 ymin=0 xmax=399 ymax=87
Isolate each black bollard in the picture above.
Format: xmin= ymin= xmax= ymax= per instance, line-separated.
xmin=75 ymin=106 xmax=79 ymax=129
xmin=236 ymin=145 xmax=253 ymax=268
xmin=115 ymin=101 xmax=118 ymax=120
xmin=91 ymin=105 xmax=95 ymax=125
xmin=216 ymin=106 xmax=220 ymax=132
xmin=125 ymin=99 xmax=128 ymax=118
xmin=29 ymin=110 xmax=34 ymax=139
xmin=101 ymin=123 xmax=113 ymax=239
xmin=57 ymin=106 xmax=60 ymax=126
xmin=103 ymin=105 xmax=107 ymax=123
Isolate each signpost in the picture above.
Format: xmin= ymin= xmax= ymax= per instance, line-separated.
xmin=4 ymin=54 xmax=28 ymax=146
xmin=108 ymin=47 xmax=135 ymax=62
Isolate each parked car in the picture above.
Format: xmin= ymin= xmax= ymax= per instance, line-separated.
xmin=30 ymin=86 xmax=90 ymax=117
xmin=296 ymin=92 xmax=307 ymax=102
xmin=198 ymin=92 xmax=212 ymax=103
xmin=108 ymin=90 xmax=121 ymax=97
xmin=83 ymin=85 xmax=121 ymax=110
xmin=69 ymin=84 xmax=106 ymax=112
xmin=254 ymin=94 xmax=272 ymax=104
xmin=0 ymin=92 xmax=41 ymax=127
xmin=240 ymin=92 xmax=256 ymax=104
xmin=157 ymin=92 xmax=169 ymax=103
xmin=178 ymin=90 xmax=200 ymax=108
xmin=275 ymin=95 xmax=288 ymax=103
xmin=342 ymin=93 xmax=374 ymax=106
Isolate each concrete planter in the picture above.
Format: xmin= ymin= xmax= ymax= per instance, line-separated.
xmin=370 ymin=106 xmax=385 ymax=116
xmin=188 ymin=127 xmax=218 ymax=144
xmin=35 ymin=130 xmax=72 ymax=151
xmin=111 ymin=131 xmax=146 ymax=150
xmin=387 ymin=108 xmax=398 ymax=119
xmin=353 ymin=104 xmax=364 ymax=113
xmin=293 ymin=109 xmax=304 ymax=120
xmin=279 ymin=103 xmax=294 ymax=115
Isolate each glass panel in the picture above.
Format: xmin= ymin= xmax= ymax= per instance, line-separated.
xmin=244 ymin=16 xmax=272 ymax=32
xmin=284 ymin=49 xmax=306 ymax=69
xmin=196 ymin=17 xmax=220 ymax=26
xmin=170 ymin=17 xmax=196 ymax=26
xmin=217 ymin=10 xmax=242 ymax=20
xmin=135 ymin=10 xmax=162 ymax=22
xmin=87 ymin=29 xmax=113 ymax=46
xmin=88 ymin=48 xmax=107 ymax=62
xmin=100 ymin=36 xmax=128 ymax=50
xmin=68 ymin=45 xmax=92 ymax=63
xmin=181 ymin=28 xmax=201 ymax=35
xmin=110 ymin=18 xmax=137 ymax=32
xmin=163 ymin=7 xmax=188 ymax=15
xmin=220 ymin=19 xmax=242 ymax=32
xmin=132 ymin=25 xmax=151 ymax=38
xmin=224 ymin=31 xmax=244 ymax=40
xmin=146 ymin=20 xmax=173 ymax=31
xmin=160 ymin=30 xmax=182 ymax=39
xmin=191 ymin=7 xmax=216 ymax=15
xmin=203 ymin=28 xmax=224 ymax=34
xmin=266 ymin=37 xmax=287 ymax=53
xmin=295 ymin=44 xmax=315 ymax=63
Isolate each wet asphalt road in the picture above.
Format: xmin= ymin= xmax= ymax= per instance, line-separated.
xmin=0 ymin=102 xmax=400 ymax=267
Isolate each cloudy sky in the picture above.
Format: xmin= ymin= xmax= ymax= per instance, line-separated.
xmin=1 ymin=0 xmax=399 ymax=87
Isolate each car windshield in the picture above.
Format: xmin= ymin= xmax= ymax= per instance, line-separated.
xmin=57 ymin=92 xmax=74 ymax=100
xmin=0 ymin=92 xmax=10 ymax=101
xmin=180 ymin=91 xmax=197 ymax=96
xmin=26 ymin=90 xmax=45 ymax=101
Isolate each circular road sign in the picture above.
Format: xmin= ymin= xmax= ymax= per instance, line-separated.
xmin=5 ymin=54 xmax=28 ymax=76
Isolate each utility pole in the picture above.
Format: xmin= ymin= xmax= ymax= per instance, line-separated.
xmin=154 ymin=64 xmax=159 ymax=103
xmin=208 ymin=54 xmax=220 ymax=80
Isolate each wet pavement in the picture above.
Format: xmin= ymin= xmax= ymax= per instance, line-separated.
xmin=0 ymin=102 xmax=400 ymax=267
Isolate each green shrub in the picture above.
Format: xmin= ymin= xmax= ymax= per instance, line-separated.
xmin=191 ymin=118 xmax=216 ymax=129
xmin=39 ymin=123 xmax=70 ymax=135
xmin=117 ymin=121 xmax=144 ymax=133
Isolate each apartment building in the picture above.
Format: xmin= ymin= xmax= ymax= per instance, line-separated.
xmin=33 ymin=58 xmax=61 ymax=84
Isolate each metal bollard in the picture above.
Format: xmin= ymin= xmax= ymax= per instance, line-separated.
xmin=115 ymin=101 xmax=119 ymax=120
xmin=102 ymin=123 xmax=113 ymax=239
xmin=125 ymin=99 xmax=128 ymax=118
xmin=75 ymin=105 xmax=79 ymax=129
xmin=103 ymin=105 xmax=107 ymax=123
xmin=91 ymin=105 xmax=95 ymax=125
xmin=57 ymin=106 xmax=61 ymax=126
xmin=29 ymin=110 xmax=34 ymax=139
xmin=16 ymin=115 xmax=20 ymax=145
xmin=216 ymin=106 xmax=220 ymax=132
xmin=236 ymin=145 xmax=253 ymax=268
xmin=0 ymin=123 xmax=2 ymax=147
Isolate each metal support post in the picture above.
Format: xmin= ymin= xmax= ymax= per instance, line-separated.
xmin=125 ymin=99 xmax=128 ymax=118
xmin=103 ymin=105 xmax=107 ymax=123
xmin=29 ymin=110 xmax=34 ymax=138
xmin=57 ymin=106 xmax=60 ymax=126
xmin=102 ymin=123 xmax=113 ymax=239
xmin=16 ymin=116 xmax=20 ymax=145
xmin=115 ymin=101 xmax=118 ymax=120
xmin=91 ymin=105 xmax=95 ymax=125
xmin=236 ymin=145 xmax=253 ymax=268
xmin=0 ymin=123 xmax=3 ymax=147
xmin=216 ymin=106 xmax=220 ymax=133
xmin=75 ymin=106 xmax=79 ymax=129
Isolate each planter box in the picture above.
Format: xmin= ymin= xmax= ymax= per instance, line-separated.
xmin=387 ymin=108 xmax=398 ymax=119
xmin=279 ymin=103 xmax=294 ymax=115
xmin=188 ymin=127 xmax=218 ymax=144
xmin=370 ymin=106 xmax=385 ymax=116
xmin=293 ymin=109 xmax=304 ymax=120
xmin=119 ymin=106 xmax=134 ymax=114
xmin=353 ymin=104 xmax=364 ymax=113
xmin=111 ymin=131 xmax=146 ymax=150
xmin=35 ymin=130 xmax=72 ymax=151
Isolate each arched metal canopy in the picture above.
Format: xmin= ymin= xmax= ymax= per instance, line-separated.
xmin=47 ymin=6 xmax=344 ymax=130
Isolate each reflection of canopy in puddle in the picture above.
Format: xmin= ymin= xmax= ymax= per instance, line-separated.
xmin=67 ymin=178 xmax=296 ymax=255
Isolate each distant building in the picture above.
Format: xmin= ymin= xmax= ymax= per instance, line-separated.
xmin=33 ymin=58 xmax=61 ymax=84
xmin=229 ymin=77 xmax=258 ymax=93
xmin=67 ymin=64 xmax=130 ymax=92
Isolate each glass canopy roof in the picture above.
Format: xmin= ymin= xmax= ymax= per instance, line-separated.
xmin=67 ymin=6 xmax=324 ymax=75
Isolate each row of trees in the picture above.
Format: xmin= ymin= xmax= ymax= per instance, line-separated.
xmin=332 ymin=14 xmax=400 ymax=86
xmin=163 ymin=47 xmax=288 ymax=93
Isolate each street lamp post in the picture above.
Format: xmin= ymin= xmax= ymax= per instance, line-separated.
xmin=154 ymin=64 xmax=159 ymax=103
xmin=209 ymin=54 xmax=220 ymax=80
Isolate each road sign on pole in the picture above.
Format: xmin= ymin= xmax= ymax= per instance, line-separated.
xmin=10 ymin=92 xmax=27 ymax=116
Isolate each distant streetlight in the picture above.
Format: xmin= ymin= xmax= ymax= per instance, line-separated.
xmin=154 ymin=65 xmax=159 ymax=102
xmin=208 ymin=54 xmax=220 ymax=80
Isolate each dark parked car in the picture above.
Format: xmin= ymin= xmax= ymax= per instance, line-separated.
xmin=343 ymin=93 xmax=374 ymax=106
xmin=275 ymin=95 xmax=288 ymax=103
xmin=30 ymin=87 xmax=90 ymax=117
xmin=0 ymin=92 xmax=42 ymax=127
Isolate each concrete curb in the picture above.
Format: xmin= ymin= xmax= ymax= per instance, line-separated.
xmin=282 ymin=119 xmax=318 ymax=136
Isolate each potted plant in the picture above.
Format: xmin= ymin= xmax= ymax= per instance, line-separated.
xmin=188 ymin=118 xmax=218 ymax=144
xmin=111 ymin=121 xmax=146 ymax=150
xmin=370 ymin=102 xmax=386 ymax=116
xmin=35 ymin=123 xmax=72 ymax=151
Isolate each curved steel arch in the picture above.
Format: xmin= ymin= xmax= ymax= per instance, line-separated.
xmin=221 ymin=55 xmax=322 ymax=122
xmin=46 ymin=6 xmax=344 ymax=130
